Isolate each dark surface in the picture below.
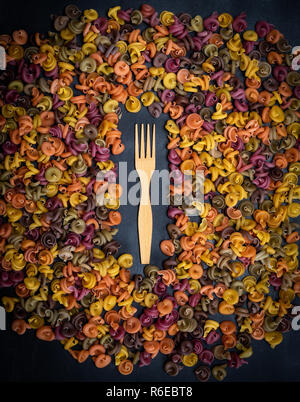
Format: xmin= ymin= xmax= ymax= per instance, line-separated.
xmin=0 ymin=0 xmax=300 ymax=382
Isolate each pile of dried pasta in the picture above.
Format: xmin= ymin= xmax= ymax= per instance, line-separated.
xmin=0 ymin=4 xmax=300 ymax=381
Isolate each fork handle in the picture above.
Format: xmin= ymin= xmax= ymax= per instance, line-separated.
xmin=138 ymin=181 xmax=153 ymax=264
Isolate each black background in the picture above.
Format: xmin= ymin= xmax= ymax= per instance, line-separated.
xmin=0 ymin=0 xmax=300 ymax=382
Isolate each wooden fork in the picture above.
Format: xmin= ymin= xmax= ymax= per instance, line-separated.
xmin=135 ymin=123 xmax=156 ymax=264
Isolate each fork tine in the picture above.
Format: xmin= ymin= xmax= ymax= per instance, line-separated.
xmin=152 ymin=124 xmax=155 ymax=159
xmin=146 ymin=124 xmax=151 ymax=158
xmin=140 ymin=124 xmax=145 ymax=159
xmin=135 ymin=124 xmax=139 ymax=161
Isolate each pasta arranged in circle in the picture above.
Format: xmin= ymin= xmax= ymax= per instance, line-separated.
xmin=0 ymin=3 xmax=300 ymax=382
